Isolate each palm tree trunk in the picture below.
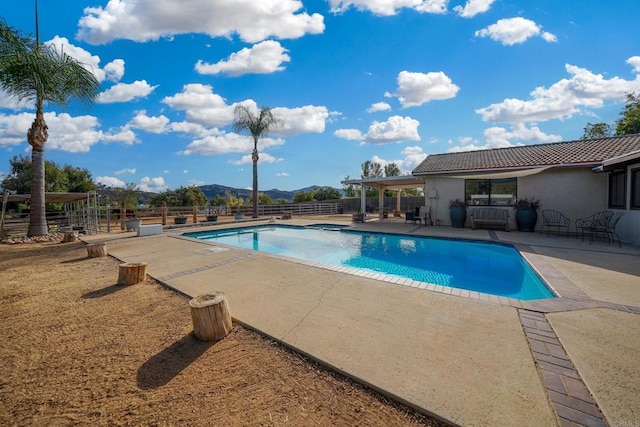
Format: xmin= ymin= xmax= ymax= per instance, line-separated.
xmin=252 ymin=147 xmax=259 ymax=218
xmin=27 ymin=106 xmax=49 ymax=237
xmin=28 ymin=150 xmax=47 ymax=236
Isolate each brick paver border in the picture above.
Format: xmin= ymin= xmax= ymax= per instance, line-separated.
xmin=518 ymin=309 xmax=607 ymax=427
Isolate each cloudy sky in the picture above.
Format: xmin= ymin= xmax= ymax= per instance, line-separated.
xmin=1 ymin=0 xmax=639 ymax=193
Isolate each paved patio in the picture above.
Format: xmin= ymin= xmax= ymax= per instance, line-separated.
xmin=84 ymin=217 xmax=640 ymax=427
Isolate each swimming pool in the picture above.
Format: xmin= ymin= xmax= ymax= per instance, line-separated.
xmin=186 ymin=225 xmax=554 ymax=301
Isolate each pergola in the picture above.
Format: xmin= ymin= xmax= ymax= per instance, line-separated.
xmin=341 ymin=175 xmax=427 ymax=218
xmin=1 ymin=190 xmax=101 ymax=235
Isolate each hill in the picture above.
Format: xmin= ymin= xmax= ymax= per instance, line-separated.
xmin=198 ymin=184 xmax=337 ymax=202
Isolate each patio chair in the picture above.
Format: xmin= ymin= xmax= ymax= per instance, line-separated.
xmin=404 ymin=208 xmax=416 ymax=224
xmin=541 ymin=209 xmax=570 ymax=237
xmin=575 ymin=211 xmax=612 ymax=242
xmin=588 ymin=212 xmax=623 ymax=247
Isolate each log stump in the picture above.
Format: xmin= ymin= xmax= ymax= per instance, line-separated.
xmin=117 ymin=262 xmax=147 ymax=285
xmin=87 ymin=243 xmax=107 ymax=258
xmin=189 ymin=292 xmax=232 ymax=342
xmin=62 ymin=231 xmax=78 ymax=243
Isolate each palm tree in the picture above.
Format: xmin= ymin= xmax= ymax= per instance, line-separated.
xmin=0 ymin=7 xmax=99 ymax=236
xmin=233 ymin=105 xmax=283 ymax=218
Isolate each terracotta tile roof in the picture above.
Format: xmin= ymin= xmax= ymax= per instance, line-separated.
xmin=412 ymin=134 xmax=640 ymax=175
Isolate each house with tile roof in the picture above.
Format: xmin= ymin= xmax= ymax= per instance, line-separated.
xmin=344 ymin=134 xmax=640 ymax=245
xmin=412 ymin=134 xmax=640 ymax=245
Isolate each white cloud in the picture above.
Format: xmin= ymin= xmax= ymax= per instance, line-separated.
xmin=453 ymin=0 xmax=495 ymax=18
xmin=371 ymin=146 xmax=428 ymax=174
xmin=448 ymin=124 xmax=562 ymax=152
xmin=115 ymin=168 xmax=136 ymax=175
xmin=385 ymin=71 xmax=459 ymax=108
xmin=229 ymin=152 xmax=284 ymax=165
xmin=128 ymin=111 xmax=170 ymax=133
xmin=179 ymin=132 xmax=285 ymax=156
xmin=104 ymin=59 xmax=125 ymax=82
xmin=628 ymin=56 xmax=640 ymax=73
xmin=334 ymin=128 xmax=363 ymax=141
xmin=477 ymin=62 xmax=640 ymax=124
xmin=0 ymin=112 xmax=35 ymax=147
xmin=328 ymin=0 xmax=448 ymax=16
xmin=475 ymin=17 xmax=557 ymax=46
xmin=276 ymin=172 xmax=290 ymax=177
xmin=46 ymin=36 xmax=126 ymax=83
xmin=0 ymin=88 xmax=31 ymax=110
xmin=96 ymin=176 xmax=125 ymax=188
xmin=367 ymin=102 xmax=392 ymax=113
xmin=77 ymin=0 xmax=324 ymax=44
xmin=162 ymin=84 xmax=238 ymax=127
xmin=364 ymin=115 xmax=420 ymax=144
xmin=273 ymin=105 xmax=329 ymax=136
xmin=138 ymin=176 xmax=167 ymax=192
xmin=97 ymin=80 xmax=158 ymax=103
xmin=0 ymin=111 xmax=136 ymax=152
xmin=196 ymin=40 xmax=290 ymax=76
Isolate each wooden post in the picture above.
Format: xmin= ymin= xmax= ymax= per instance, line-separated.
xmin=62 ymin=231 xmax=78 ymax=243
xmin=192 ymin=205 xmax=198 ymax=224
xmin=120 ymin=202 xmax=126 ymax=230
xmin=87 ymin=243 xmax=107 ymax=258
xmin=189 ymin=292 xmax=232 ymax=342
xmin=117 ymin=262 xmax=147 ymax=285
xmin=161 ymin=201 xmax=167 ymax=226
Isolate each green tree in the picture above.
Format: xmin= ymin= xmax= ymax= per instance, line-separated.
xmin=0 ymin=14 xmax=100 ymax=236
xmin=384 ymin=163 xmax=401 ymax=177
xmin=115 ymin=183 xmax=139 ymax=209
xmin=293 ymin=191 xmax=314 ymax=203
xmin=249 ymin=192 xmax=273 ymax=205
xmin=615 ymin=92 xmax=640 ymax=136
xmin=342 ymin=175 xmax=359 ymax=198
xmin=581 ymin=122 xmax=613 ymax=140
xmin=361 ymin=160 xmax=383 ymax=179
xmin=313 ymin=187 xmax=341 ymax=201
xmin=361 ymin=160 xmax=383 ymax=197
xmin=1 ymin=155 xmax=95 ymax=195
xmin=63 ymin=164 xmax=96 ymax=192
xmin=233 ymin=105 xmax=284 ymax=218
xmin=209 ymin=194 xmax=226 ymax=206
xmin=148 ymin=186 xmax=207 ymax=207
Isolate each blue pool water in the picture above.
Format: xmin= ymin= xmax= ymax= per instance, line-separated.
xmin=186 ymin=225 xmax=554 ymax=301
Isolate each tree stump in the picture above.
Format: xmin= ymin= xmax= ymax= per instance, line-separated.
xmin=87 ymin=243 xmax=108 ymax=258
xmin=62 ymin=232 xmax=78 ymax=243
xmin=117 ymin=262 xmax=147 ymax=285
xmin=189 ymin=292 xmax=232 ymax=342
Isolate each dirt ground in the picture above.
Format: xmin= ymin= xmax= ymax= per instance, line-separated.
xmin=0 ymin=239 xmax=447 ymax=426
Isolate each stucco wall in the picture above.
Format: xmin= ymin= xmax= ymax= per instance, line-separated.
xmin=416 ymin=166 xmax=638 ymax=245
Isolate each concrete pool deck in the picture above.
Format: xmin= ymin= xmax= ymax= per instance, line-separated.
xmin=84 ymin=218 xmax=640 ymax=426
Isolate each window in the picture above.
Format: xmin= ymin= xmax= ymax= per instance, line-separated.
xmin=465 ymin=178 xmax=517 ymax=206
xmin=631 ymin=168 xmax=640 ymax=209
xmin=608 ymin=170 xmax=626 ymax=209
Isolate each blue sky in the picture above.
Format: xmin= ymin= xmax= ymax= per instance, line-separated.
xmin=1 ymin=0 xmax=639 ymax=193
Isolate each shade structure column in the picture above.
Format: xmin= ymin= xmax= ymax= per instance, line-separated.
xmin=360 ymin=183 xmax=366 ymax=213
xmin=378 ymin=190 xmax=384 ymax=219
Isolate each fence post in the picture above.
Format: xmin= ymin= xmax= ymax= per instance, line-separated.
xmin=162 ymin=202 xmax=167 ymax=226
xmin=193 ymin=205 xmax=198 ymax=223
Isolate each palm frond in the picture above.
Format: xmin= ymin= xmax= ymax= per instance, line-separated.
xmin=0 ymin=19 xmax=100 ymax=108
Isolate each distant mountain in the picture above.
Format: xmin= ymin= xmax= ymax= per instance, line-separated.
xmin=198 ymin=184 xmax=341 ymax=202
xmin=98 ymin=183 xmax=342 ymax=206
